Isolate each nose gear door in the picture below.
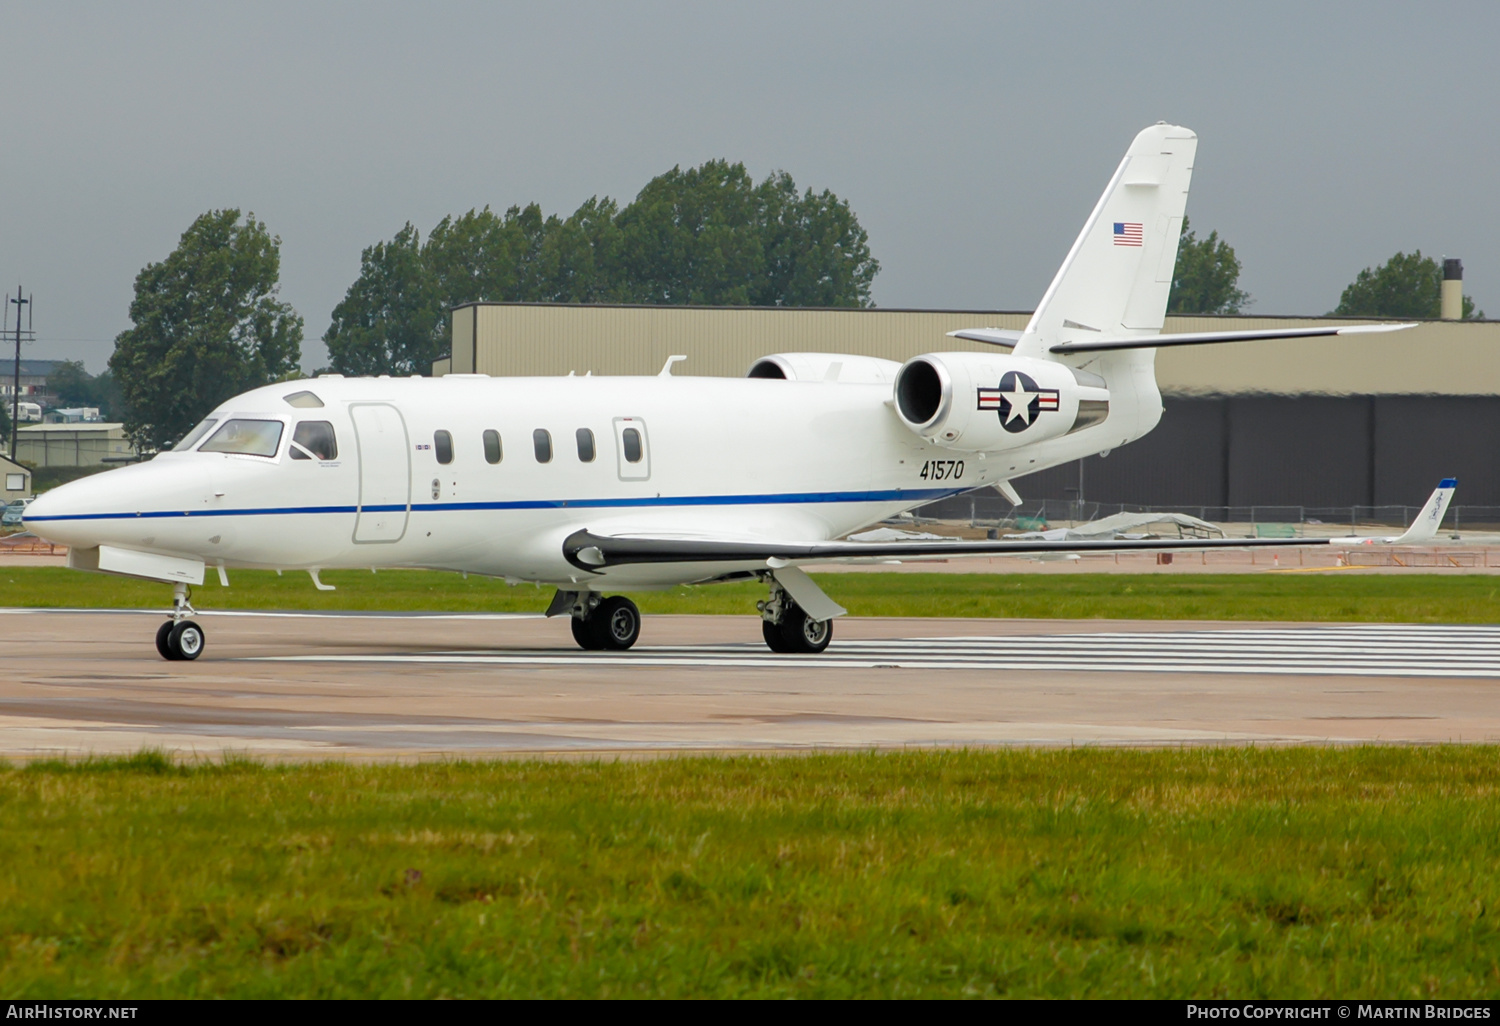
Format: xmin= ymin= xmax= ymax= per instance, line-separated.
xmin=350 ymin=403 xmax=410 ymax=542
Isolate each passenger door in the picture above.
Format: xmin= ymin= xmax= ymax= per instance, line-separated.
xmin=612 ymin=417 xmax=650 ymax=481
xmin=350 ymin=403 xmax=411 ymax=542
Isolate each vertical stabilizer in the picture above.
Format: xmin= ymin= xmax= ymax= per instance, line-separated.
xmin=1391 ymin=479 xmax=1457 ymax=545
xmin=1014 ymin=123 xmax=1197 ymax=359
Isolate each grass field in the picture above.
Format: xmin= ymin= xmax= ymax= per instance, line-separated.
xmin=1 ymin=565 xmax=1498 ymax=622
xmin=3 ymin=747 xmax=1499 ymax=998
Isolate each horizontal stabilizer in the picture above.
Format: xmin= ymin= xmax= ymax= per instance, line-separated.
xmin=947 ymin=328 xmax=1024 ymax=348
xmin=1049 ymin=322 xmax=1414 ymax=354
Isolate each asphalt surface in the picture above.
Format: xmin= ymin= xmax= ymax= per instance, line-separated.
xmin=3 ymin=610 xmax=1499 ymax=759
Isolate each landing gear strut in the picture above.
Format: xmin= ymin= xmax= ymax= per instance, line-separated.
xmin=155 ymin=583 xmax=205 ymax=661
xmin=565 ymin=593 xmax=641 ymax=651
xmin=758 ymin=576 xmax=833 ymax=654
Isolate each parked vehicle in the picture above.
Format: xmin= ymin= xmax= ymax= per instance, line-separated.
xmin=1 ymin=498 xmax=32 ymax=527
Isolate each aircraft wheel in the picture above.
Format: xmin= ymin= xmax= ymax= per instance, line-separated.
xmin=777 ymin=608 xmax=832 ymax=654
xmin=169 ymin=620 xmax=205 ymax=661
xmin=155 ymin=621 xmax=178 ymax=661
xmin=762 ymin=618 xmax=791 ymax=653
xmin=596 ymin=596 xmax=641 ymax=651
xmin=571 ymin=614 xmax=606 ymax=651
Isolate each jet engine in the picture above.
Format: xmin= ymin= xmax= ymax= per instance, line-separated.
xmin=892 ymin=352 xmax=1110 ymax=451
xmin=747 ymin=353 xmax=901 ymax=384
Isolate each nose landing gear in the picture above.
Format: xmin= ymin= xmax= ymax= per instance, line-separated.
xmin=155 ymin=583 xmax=205 ymax=661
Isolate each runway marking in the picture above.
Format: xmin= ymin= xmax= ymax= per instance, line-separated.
xmin=0 ymin=608 xmax=544 ymax=621
xmin=249 ymin=624 xmax=1500 ymax=679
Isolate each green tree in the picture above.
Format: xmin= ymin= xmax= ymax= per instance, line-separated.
xmin=1168 ymin=217 xmax=1250 ymax=314
xmin=617 ymin=160 xmax=766 ymax=305
xmin=46 ymin=360 xmax=93 ymax=407
xmin=47 ymin=361 xmax=122 ymax=419
xmin=324 ymin=224 xmax=442 ymax=377
xmin=754 ymin=172 xmax=878 ymax=307
xmin=326 ymin=161 xmax=879 ymax=374
xmin=1333 ymin=250 xmax=1482 ymax=319
xmin=110 ymin=210 xmax=302 ymax=451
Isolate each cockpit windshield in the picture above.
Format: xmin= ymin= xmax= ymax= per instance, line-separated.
xmin=171 ymin=418 xmax=219 ymax=452
xmin=198 ymin=419 xmax=285 ymax=457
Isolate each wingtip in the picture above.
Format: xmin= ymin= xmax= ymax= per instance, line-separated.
xmin=1440 ymin=478 xmax=1458 ymax=489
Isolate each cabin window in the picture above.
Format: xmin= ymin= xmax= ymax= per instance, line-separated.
xmin=283 ymin=390 xmax=324 ymax=409
xmin=199 ymin=419 xmax=284 ymax=458
xmin=289 ymin=421 xmax=338 ymax=460
xmin=434 ymin=430 xmax=453 ymax=465
xmin=483 ymin=429 xmax=502 ymax=465
xmin=171 ymin=418 xmax=219 ymax=452
xmin=533 ymin=429 xmax=552 ymax=463
xmin=621 ymin=427 xmax=643 ymax=463
xmin=576 ymin=428 xmax=596 ymax=462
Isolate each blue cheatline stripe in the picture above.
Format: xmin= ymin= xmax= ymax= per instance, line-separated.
xmin=23 ymin=487 xmax=966 ymax=523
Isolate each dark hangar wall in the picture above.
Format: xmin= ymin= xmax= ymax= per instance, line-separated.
xmin=1012 ymin=395 xmax=1500 ymax=509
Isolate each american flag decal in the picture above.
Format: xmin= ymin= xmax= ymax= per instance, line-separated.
xmin=1113 ymin=222 xmax=1144 ymax=246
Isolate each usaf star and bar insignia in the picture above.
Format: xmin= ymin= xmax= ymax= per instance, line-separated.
xmin=976 ymin=371 xmax=1060 ymax=433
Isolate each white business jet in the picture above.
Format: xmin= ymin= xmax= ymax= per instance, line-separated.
xmin=24 ymin=123 xmax=1417 ymax=660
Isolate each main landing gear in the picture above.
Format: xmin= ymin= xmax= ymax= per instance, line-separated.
xmin=155 ymin=583 xmax=205 ymax=661
xmin=758 ymin=576 xmax=833 ymax=654
xmin=567 ymin=593 xmax=642 ymax=651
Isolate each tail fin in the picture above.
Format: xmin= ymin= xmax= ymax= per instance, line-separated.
xmin=1391 ymin=479 xmax=1457 ymax=545
xmin=1014 ymin=123 xmax=1197 ymax=359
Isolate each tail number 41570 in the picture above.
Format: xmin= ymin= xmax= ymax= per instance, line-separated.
xmin=919 ymin=460 xmax=964 ymax=481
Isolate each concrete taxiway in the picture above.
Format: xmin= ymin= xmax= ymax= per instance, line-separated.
xmin=2 ymin=610 xmax=1498 ymax=759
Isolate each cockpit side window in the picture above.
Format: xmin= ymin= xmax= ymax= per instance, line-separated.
xmin=289 ymin=421 xmax=338 ymax=460
xmin=171 ymin=418 xmax=219 ymax=452
xmin=198 ymin=419 xmax=284 ymax=457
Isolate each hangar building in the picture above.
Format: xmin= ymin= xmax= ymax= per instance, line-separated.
xmin=435 ymin=303 xmax=1500 ymax=512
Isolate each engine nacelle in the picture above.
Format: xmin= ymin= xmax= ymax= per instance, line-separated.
xmin=893 ymin=352 xmax=1110 ymax=452
xmin=748 ymin=353 xmax=902 ymax=384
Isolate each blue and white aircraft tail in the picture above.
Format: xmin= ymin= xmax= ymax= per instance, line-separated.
xmin=1328 ymin=479 xmax=1457 ymax=546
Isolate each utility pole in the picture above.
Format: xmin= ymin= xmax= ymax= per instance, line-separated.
xmin=10 ymin=287 xmax=31 ymax=459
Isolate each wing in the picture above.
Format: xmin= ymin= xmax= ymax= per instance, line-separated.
xmin=563 ymin=529 xmax=1329 ymax=571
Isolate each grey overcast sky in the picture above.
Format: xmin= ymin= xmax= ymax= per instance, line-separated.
xmin=1 ymin=0 xmax=1495 ymax=372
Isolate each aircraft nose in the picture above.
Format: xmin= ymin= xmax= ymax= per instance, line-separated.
xmin=21 ymin=462 xmax=163 ymax=547
xmin=21 ymin=478 xmax=93 ymax=544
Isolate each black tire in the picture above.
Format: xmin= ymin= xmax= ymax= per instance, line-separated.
xmin=169 ymin=619 xmax=205 ymax=661
xmin=762 ymin=618 xmax=791 ymax=653
xmin=777 ymin=608 xmax=833 ymax=654
xmin=155 ymin=621 xmax=178 ymax=661
xmin=571 ymin=614 xmax=606 ymax=651
xmin=594 ymin=596 xmax=641 ymax=651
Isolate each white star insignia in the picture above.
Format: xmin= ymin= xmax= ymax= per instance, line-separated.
xmin=1002 ymin=377 xmax=1037 ymax=425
